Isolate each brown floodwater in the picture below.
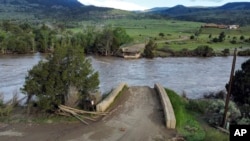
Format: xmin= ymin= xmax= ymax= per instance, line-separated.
xmin=0 ymin=53 xmax=249 ymax=101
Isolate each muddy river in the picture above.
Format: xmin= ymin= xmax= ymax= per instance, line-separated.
xmin=0 ymin=53 xmax=249 ymax=101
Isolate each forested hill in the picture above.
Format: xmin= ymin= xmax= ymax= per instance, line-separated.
xmin=0 ymin=0 xmax=133 ymax=22
xmin=218 ymin=2 xmax=250 ymax=10
xmin=1 ymin=0 xmax=250 ymax=25
xmin=1 ymin=0 xmax=83 ymax=7
xmin=148 ymin=2 xmax=250 ymax=25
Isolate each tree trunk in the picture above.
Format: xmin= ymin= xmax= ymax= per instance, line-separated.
xmin=1 ymin=48 xmax=3 ymax=54
xmin=65 ymin=85 xmax=79 ymax=108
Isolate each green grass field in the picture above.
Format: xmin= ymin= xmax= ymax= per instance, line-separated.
xmin=71 ymin=18 xmax=250 ymax=54
xmin=104 ymin=19 xmax=202 ymax=42
xmin=158 ymin=39 xmax=250 ymax=52
xmin=200 ymin=26 xmax=250 ymax=36
xmin=157 ymin=25 xmax=250 ymax=53
xmin=72 ymin=19 xmax=203 ymax=42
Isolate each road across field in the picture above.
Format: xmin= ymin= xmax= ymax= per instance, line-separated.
xmin=122 ymin=36 xmax=189 ymax=52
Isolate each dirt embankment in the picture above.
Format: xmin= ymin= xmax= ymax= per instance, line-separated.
xmin=0 ymin=86 xmax=177 ymax=141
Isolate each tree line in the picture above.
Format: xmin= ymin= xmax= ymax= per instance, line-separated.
xmin=0 ymin=21 xmax=132 ymax=55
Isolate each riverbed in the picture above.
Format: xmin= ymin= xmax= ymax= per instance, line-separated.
xmin=0 ymin=53 xmax=249 ymax=101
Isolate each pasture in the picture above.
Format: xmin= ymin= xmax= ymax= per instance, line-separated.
xmin=71 ymin=18 xmax=250 ymax=54
xmin=73 ymin=19 xmax=203 ymax=42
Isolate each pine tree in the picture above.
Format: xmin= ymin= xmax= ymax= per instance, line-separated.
xmin=22 ymin=45 xmax=99 ymax=111
xmin=144 ymin=40 xmax=156 ymax=59
xmin=228 ymin=59 xmax=250 ymax=105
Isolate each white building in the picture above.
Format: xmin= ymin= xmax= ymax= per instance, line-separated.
xmin=228 ymin=25 xmax=240 ymax=30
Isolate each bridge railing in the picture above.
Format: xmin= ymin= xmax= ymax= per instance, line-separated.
xmin=96 ymin=82 xmax=128 ymax=112
xmin=154 ymin=83 xmax=176 ymax=129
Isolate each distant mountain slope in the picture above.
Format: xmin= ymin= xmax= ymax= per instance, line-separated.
xmin=1 ymin=0 xmax=83 ymax=7
xmin=148 ymin=2 xmax=250 ymax=25
xmin=218 ymin=2 xmax=250 ymax=10
xmin=145 ymin=7 xmax=170 ymax=13
xmin=151 ymin=2 xmax=250 ymax=15
xmin=157 ymin=5 xmax=213 ymax=16
xmin=0 ymin=0 xmax=134 ymax=22
xmin=25 ymin=0 xmax=83 ymax=7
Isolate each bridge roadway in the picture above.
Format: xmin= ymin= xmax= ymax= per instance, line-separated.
xmin=70 ymin=86 xmax=177 ymax=141
xmin=0 ymin=86 xmax=177 ymax=141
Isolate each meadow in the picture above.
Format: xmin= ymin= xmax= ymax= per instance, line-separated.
xmin=71 ymin=18 xmax=250 ymax=55
xmin=73 ymin=19 xmax=202 ymax=41
xmin=158 ymin=26 xmax=250 ymax=53
xmin=103 ymin=19 xmax=202 ymax=42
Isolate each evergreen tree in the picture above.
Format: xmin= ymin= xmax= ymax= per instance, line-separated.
xmin=227 ymin=59 xmax=250 ymax=105
xmin=34 ymin=25 xmax=57 ymax=53
xmin=0 ymin=30 xmax=6 ymax=54
xmin=22 ymin=45 xmax=99 ymax=111
xmin=218 ymin=32 xmax=226 ymax=42
xmin=84 ymin=26 xmax=96 ymax=53
xmin=144 ymin=40 xmax=156 ymax=59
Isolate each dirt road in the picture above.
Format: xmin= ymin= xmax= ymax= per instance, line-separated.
xmin=122 ymin=36 xmax=189 ymax=52
xmin=0 ymin=86 xmax=176 ymax=141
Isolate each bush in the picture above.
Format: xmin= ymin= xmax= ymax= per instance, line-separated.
xmin=193 ymin=45 xmax=214 ymax=57
xmin=240 ymin=35 xmax=245 ymax=40
xmin=190 ymin=35 xmax=195 ymax=40
xmin=186 ymin=100 xmax=209 ymax=114
xmin=203 ymin=90 xmax=226 ymax=99
xmin=206 ymin=100 xmax=241 ymax=126
xmin=212 ymin=37 xmax=218 ymax=43
xmin=237 ymin=118 xmax=250 ymax=125
xmin=238 ymin=49 xmax=250 ymax=56
xmin=244 ymin=38 xmax=250 ymax=43
xmin=159 ymin=32 xmax=164 ymax=38
xmin=0 ymin=94 xmax=13 ymax=117
xmin=0 ymin=106 xmax=13 ymax=117
xmin=208 ymin=34 xmax=212 ymax=39
xmin=239 ymin=104 xmax=250 ymax=118
xmin=221 ymin=48 xmax=230 ymax=56
xmin=230 ymin=40 xmax=237 ymax=44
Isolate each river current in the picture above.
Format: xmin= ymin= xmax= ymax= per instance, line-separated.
xmin=0 ymin=53 xmax=249 ymax=101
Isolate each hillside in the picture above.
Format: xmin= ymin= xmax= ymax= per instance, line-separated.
xmin=0 ymin=0 xmax=134 ymax=22
xmin=1 ymin=1 xmax=250 ymax=26
xmin=151 ymin=5 xmax=213 ymax=16
xmin=25 ymin=0 xmax=83 ymax=7
xmin=218 ymin=2 xmax=250 ymax=10
xmin=148 ymin=2 xmax=250 ymax=25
